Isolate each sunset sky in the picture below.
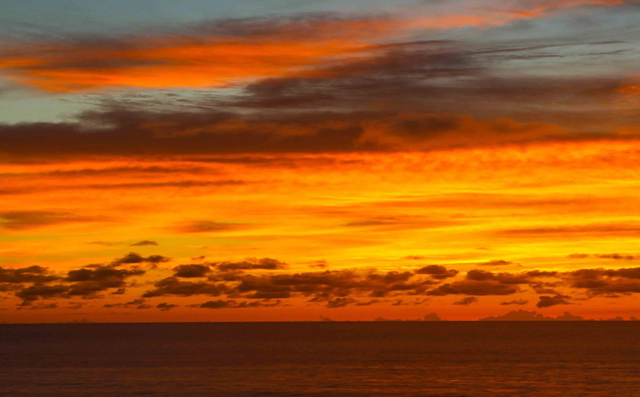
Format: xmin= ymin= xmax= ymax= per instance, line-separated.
xmin=1 ymin=0 xmax=640 ymax=323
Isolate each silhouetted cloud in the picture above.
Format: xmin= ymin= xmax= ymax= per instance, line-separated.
xmin=453 ymin=296 xmax=478 ymax=305
xmin=215 ymin=258 xmax=287 ymax=271
xmin=0 ymin=266 xmax=59 ymax=284
xmin=110 ymin=252 xmax=170 ymax=266
xmin=143 ymin=277 xmax=231 ymax=298
xmin=157 ymin=302 xmax=179 ymax=311
xmin=415 ymin=265 xmax=459 ymax=279
xmin=198 ymin=299 xmax=281 ymax=309
xmin=537 ymin=294 xmax=571 ymax=308
xmin=173 ymin=264 xmax=212 ymax=278
xmin=131 ymin=240 xmax=159 ymax=246
xmin=479 ymin=310 xmax=579 ymax=321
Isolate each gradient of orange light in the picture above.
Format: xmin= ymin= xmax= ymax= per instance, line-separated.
xmin=3 ymin=136 xmax=640 ymax=321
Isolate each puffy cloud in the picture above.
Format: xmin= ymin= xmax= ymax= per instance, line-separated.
xmin=173 ymin=264 xmax=212 ymax=278
xmin=537 ymin=294 xmax=571 ymax=308
xmin=0 ymin=266 xmax=59 ymax=284
xmin=65 ymin=265 xmax=145 ymax=298
xmin=415 ymin=265 xmax=459 ymax=279
xmin=143 ymin=277 xmax=231 ymax=298
xmin=15 ymin=285 xmax=69 ymax=305
xmin=110 ymin=252 xmax=170 ymax=266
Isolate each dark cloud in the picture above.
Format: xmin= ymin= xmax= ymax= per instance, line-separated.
xmin=0 ymin=266 xmax=59 ymax=284
xmin=215 ymin=258 xmax=287 ymax=271
xmin=142 ymin=277 xmax=231 ymax=298
xmin=565 ymin=267 xmax=640 ymax=295
xmin=453 ymin=296 xmax=478 ymax=305
xmin=326 ymin=297 xmax=358 ymax=308
xmin=465 ymin=270 xmax=532 ymax=284
xmin=65 ymin=265 xmax=145 ymax=298
xmin=500 ymin=299 xmax=529 ymax=305
xmin=198 ymin=299 xmax=281 ymax=309
xmin=537 ymin=294 xmax=571 ymax=308
xmin=131 ymin=240 xmax=159 ymax=246
xmin=110 ymin=252 xmax=170 ymax=266
xmin=479 ymin=310 xmax=562 ymax=321
xmin=15 ymin=285 xmax=69 ymax=305
xmin=415 ymin=265 xmax=459 ymax=279
xmin=596 ymin=253 xmax=639 ymax=260
xmin=427 ymin=281 xmax=518 ymax=296
xmin=104 ymin=298 xmax=151 ymax=309
xmin=157 ymin=302 xmax=178 ymax=311
xmin=173 ymin=264 xmax=212 ymax=278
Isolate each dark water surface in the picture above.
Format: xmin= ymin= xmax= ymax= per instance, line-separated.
xmin=1 ymin=322 xmax=639 ymax=396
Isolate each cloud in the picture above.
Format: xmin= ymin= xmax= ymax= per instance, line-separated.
xmin=104 ymin=298 xmax=152 ymax=310
xmin=326 ymin=297 xmax=358 ymax=308
xmin=478 ymin=260 xmax=514 ymax=267
xmin=142 ymin=277 xmax=231 ymax=298
xmin=215 ymin=258 xmax=287 ymax=271
xmin=157 ymin=302 xmax=178 ymax=311
xmin=499 ymin=224 xmax=640 ymax=238
xmin=0 ymin=211 xmax=103 ymax=230
xmin=198 ymin=299 xmax=281 ymax=309
xmin=568 ymin=253 xmax=640 ymax=260
xmin=131 ymin=240 xmax=159 ymax=246
xmin=15 ymin=285 xmax=69 ymax=305
xmin=170 ymin=221 xmax=244 ymax=234
xmin=173 ymin=264 xmax=212 ymax=278
xmin=110 ymin=252 xmax=170 ymax=266
xmin=500 ymin=299 xmax=529 ymax=305
xmin=427 ymin=281 xmax=518 ymax=296
xmin=65 ymin=265 xmax=146 ymax=298
xmin=0 ymin=266 xmax=59 ymax=284
xmin=481 ymin=310 xmax=592 ymax=321
xmin=537 ymin=294 xmax=571 ymax=308
xmin=415 ymin=265 xmax=459 ymax=279
xmin=453 ymin=296 xmax=479 ymax=305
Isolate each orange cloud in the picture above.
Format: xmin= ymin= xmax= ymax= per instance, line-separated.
xmin=0 ymin=0 xmax=628 ymax=92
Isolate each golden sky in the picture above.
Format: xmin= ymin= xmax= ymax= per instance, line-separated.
xmin=1 ymin=0 xmax=640 ymax=322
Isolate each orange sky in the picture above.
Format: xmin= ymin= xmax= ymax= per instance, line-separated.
xmin=1 ymin=0 xmax=640 ymax=322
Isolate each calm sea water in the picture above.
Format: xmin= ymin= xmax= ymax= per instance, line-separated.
xmin=1 ymin=322 xmax=639 ymax=396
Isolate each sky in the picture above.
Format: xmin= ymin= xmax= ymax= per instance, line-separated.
xmin=1 ymin=0 xmax=640 ymax=323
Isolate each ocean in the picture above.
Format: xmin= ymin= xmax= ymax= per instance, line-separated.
xmin=1 ymin=322 xmax=638 ymax=396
